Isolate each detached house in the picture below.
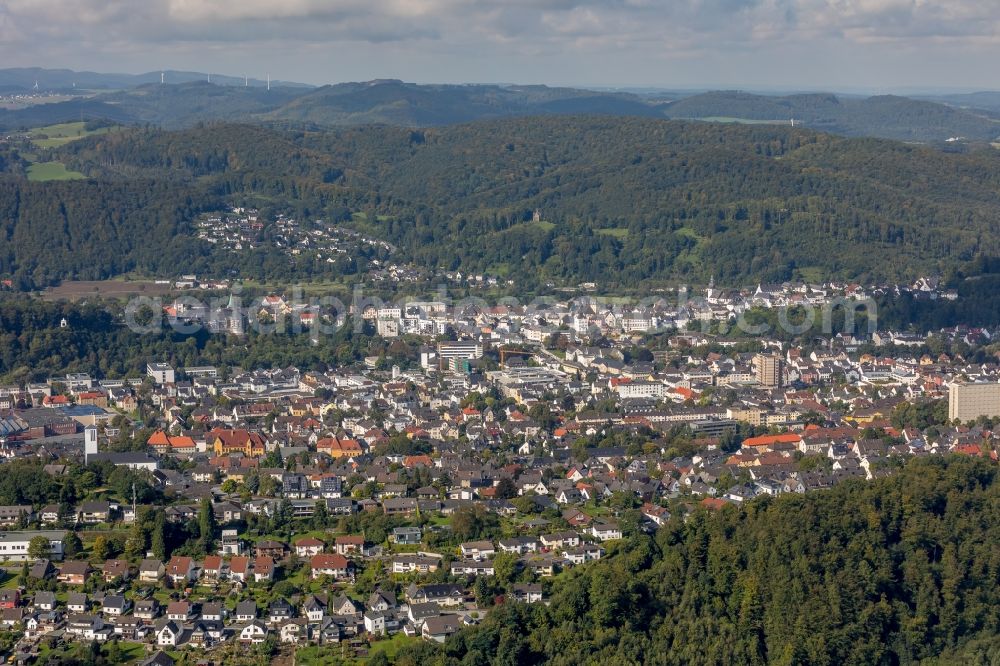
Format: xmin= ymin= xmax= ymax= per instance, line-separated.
xmin=67 ymin=615 xmax=112 ymax=642
xmin=253 ymin=556 xmax=275 ymax=582
xmin=166 ymin=601 xmax=193 ymax=622
xmin=165 ymin=556 xmax=194 ymax=584
xmin=77 ymin=500 xmax=111 ymax=524
xmin=459 ymin=540 xmax=496 ymax=561
xmin=294 ymin=537 xmax=325 ymax=558
xmin=102 ymin=595 xmax=129 ymax=617
xmin=406 ymin=583 xmax=464 ymax=607
xmin=334 ymin=535 xmax=365 ymax=556
xmin=102 ymin=559 xmax=131 ymax=582
xmin=421 ymin=614 xmax=461 ymax=643
xmin=139 ymin=559 xmax=165 ymax=583
xmin=302 ymin=594 xmax=327 ymax=623
xmin=229 ymin=557 xmax=250 ymax=583
xmin=510 ymin=583 xmax=544 ymax=603
xmin=67 ymin=592 xmax=88 ymax=614
xmin=134 ymin=599 xmax=159 ymax=620
xmin=201 ymin=555 xmax=223 ymax=580
xmin=32 ymin=591 xmax=56 ymax=612
xmin=591 ymin=521 xmax=623 ymax=541
xmin=58 ymin=561 xmax=90 ymax=586
xmin=235 ymin=600 xmax=257 ymax=623
xmin=311 ymin=553 xmax=353 ymax=580
xmin=155 ymin=620 xmax=182 ymax=647
xmin=238 ymin=620 xmax=268 ymax=644
xmin=498 ymin=536 xmax=539 ymax=554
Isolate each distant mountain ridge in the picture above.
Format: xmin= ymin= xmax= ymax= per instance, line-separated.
xmin=0 ymin=78 xmax=669 ymax=130
xmin=662 ymin=90 xmax=1000 ymax=141
xmin=2 ymin=68 xmax=1000 ymax=143
xmin=0 ymin=67 xmax=310 ymax=91
xmin=261 ymin=80 xmax=667 ymax=127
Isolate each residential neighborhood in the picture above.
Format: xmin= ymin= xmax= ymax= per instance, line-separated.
xmin=0 ymin=276 xmax=996 ymax=664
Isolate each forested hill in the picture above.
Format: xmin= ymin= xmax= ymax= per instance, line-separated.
xmin=3 ymin=77 xmax=1000 ymax=142
xmin=259 ymin=81 xmax=667 ymax=128
xmin=425 ymin=456 xmax=1000 ymax=666
xmin=0 ymin=80 xmax=667 ymax=132
xmin=6 ymin=116 xmax=1000 ymax=288
xmin=662 ymin=91 xmax=1000 ymax=142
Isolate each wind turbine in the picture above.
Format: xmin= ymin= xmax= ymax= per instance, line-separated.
xmin=266 ymin=73 xmax=270 ymax=91
xmin=160 ymin=71 xmax=165 ymax=84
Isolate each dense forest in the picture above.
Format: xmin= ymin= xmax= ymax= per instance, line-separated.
xmin=0 ymin=178 xmax=213 ymax=288
xmin=4 ymin=116 xmax=1000 ymax=290
xmin=0 ymin=297 xmax=421 ymax=384
xmin=392 ymin=456 xmax=1000 ymax=666
xmin=17 ymin=116 xmax=1000 ymax=290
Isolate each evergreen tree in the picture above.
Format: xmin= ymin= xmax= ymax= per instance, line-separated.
xmin=197 ymin=497 xmax=217 ymax=556
xmin=151 ymin=511 xmax=167 ymax=560
xmin=312 ymin=499 xmax=329 ymax=530
xmin=62 ymin=532 xmax=82 ymax=558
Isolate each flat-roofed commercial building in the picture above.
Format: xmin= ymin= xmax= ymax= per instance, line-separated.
xmin=0 ymin=530 xmax=66 ymax=561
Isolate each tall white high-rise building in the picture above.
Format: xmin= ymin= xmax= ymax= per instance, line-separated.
xmin=84 ymin=425 xmax=98 ymax=463
xmin=948 ymin=382 xmax=1000 ymax=423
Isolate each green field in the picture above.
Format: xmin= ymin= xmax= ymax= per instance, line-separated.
xmin=793 ymin=266 xmax=826 ymax=284
xmin=36 ymin=639 xmax=146 ymax=664
xmin=295 ymin=632 xmax=421 ymax=665
xmin=367 ymin=632 xmax=422 ymax=659
xmin=31 ymin=121 xmax=121 ymax=148
xmin=695 ymin=116 xmax=791 ymax=125
xmin=597 ymin=227 xmax=629 ymax=239
xmin=26 ymin=161 xmax=86 ymax=181
xmin=524 ymin=220 xmax=555 ymax=232
xmin=675 ymin=227 xmax=704 ymax=242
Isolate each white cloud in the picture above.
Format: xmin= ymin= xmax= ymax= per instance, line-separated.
xmin=1 ymin=0 xmax=999 ymax=86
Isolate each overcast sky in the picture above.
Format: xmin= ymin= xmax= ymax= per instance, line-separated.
xmin=1 ymin=0 xmax=998 ymax=91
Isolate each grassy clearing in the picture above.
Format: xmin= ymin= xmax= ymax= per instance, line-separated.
xmin=487 ymin=263 xmax=512 ymax=277
xmin=36 ymin=639 xmax=145 ymax=664
xmin=794 ymin=266 xmax=825 ymax=284
xmin=41 ymin=279 xmax=175 ymax=301
xmin=695 ymin=116 xmax=790 ymax=125
xmin=597 ymin=227 xmax=629 ymax=239
xmin=368 ymin=632 xmax=421 ymax=659
xmin=523 ymin=220 xmax=555 ymax=232
xmin=294 ymin=632 xmax=421 ymax=665
xmin=675 ymin=227 xmax=704 ymax=242
xmin=26 ymin=161 xmax=85 ymax=181
xmin=30 ymin=121 xmax=121 ymax=148
xmin=294 ymin=644 xmax=360 ymax=665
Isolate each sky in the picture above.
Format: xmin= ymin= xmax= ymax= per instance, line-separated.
xmin=1 ymin=0 xmax=999 ymax=91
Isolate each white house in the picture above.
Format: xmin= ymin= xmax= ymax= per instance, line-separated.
xmin=238 ymin=621 xmax=268 ymax=644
